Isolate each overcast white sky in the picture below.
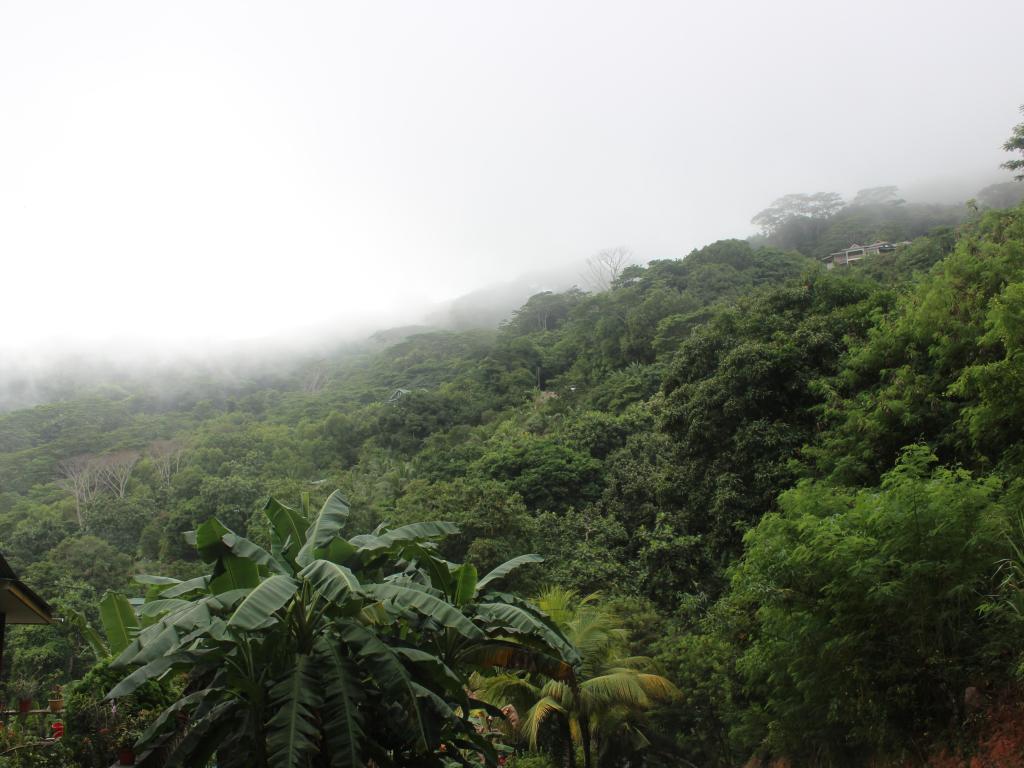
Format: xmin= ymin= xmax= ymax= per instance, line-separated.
xmin=0 ymin=0 xmax=1021 ymax=349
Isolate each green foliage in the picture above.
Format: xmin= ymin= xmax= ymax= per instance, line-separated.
xmin=653 ymin=271 xmax=886 ymax=598
xmin=726 ymin=447 xmax=1017 ymax=763
xmin=811 ymin=203 xmax=1024 ymax=484
xmin=83 ymin=493 xmax=157 ymax=553
xmin=977 ymin=181 xmax=1024 ymax=210
xmin=394 ymin=478 xmax=534 ymax=574
xmin=97 ymin=592 xmax=139 ymax=656
xmin=652 ymin=621 xmax=738 ymax=767
xmin=508 ymin=756 xmax=558 ymax=768
xmin=0 ymin=735 xmax=76 ymax=768
xmin=750 ymin=188 xmax=965 ymax=258
xmin=477 ymin=589 xmax=676 ymax=768
xmin=751 ymin=192 xmax=845 ymax=241
xmin=548 ymin=240 xmax=810 ymax=384
xmin=106 ymin=491 xmax=574 ymax=768
xmin=23 ymin=536 xmax=132 ymax=597
xmin=1002 ymin=104 xmax=1024 ymax=181
xmin=62 ymin=660 xmax=178 ymax=768
xmin=4 ymin=195 xmax=1024 ymax=767
xmin=503 ymin=291 xmax=585 ymax=337
xmin=472 ymin=428 xmax=602 ymax=513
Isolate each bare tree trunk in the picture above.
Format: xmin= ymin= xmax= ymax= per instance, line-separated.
xmin=564 ymin=719 xmax=576 ymax=768
xmin=303 ymin=366 xmax=328 ymax=393
xmin=97 ymin=450 xmax=140 ymax=498
xmin=150 ymin=439 xmax=186 ymax=487
xmin=583 ymin=247 xmax=632 ymax=292
xmin=56 ymin=454 xmax=101 ymax=528
xmin=537 ymin=308 xmax=551 ymax=331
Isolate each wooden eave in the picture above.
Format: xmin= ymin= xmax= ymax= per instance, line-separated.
xmin=0 ymin=580 xmax=53 ymax=624
xmin=0 ymin=552 xmax=53 ymax=624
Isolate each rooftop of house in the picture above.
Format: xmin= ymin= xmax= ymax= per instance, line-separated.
xmin=0 ymin=553 xmax=53 ymax=624
xmin=823 ymin=241 xmax=901 ymax=261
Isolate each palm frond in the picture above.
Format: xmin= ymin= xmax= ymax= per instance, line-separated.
xmin=580 ymin=671 xmax=651 ymax=710
xmin=473 ymin=673 xmax=542 ymax=715
xmin=540 ymin=679 xmax=575 ymax=708
xmin=522 ymin=696 xmax=567 ymax=749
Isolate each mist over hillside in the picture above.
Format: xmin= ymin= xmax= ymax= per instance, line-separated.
xmin=2 ymin=3 xmax=1024 ymax=763
xmin=6 ymin=192 xmax=1024 ymax=766
xmin=0 ymin=260 xmax=577 ymax=411
xmin=6 ymin=176 xmax=1016 ymax=414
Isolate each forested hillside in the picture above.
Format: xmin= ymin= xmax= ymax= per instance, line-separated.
xmin=4 ymin=193 xmax=1024 ymax=766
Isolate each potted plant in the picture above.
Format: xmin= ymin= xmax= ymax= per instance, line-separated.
xmin=48 ymin=684 xmax=64 ymax=713
xmin=9 ymin=677 xmax=38 ymax=714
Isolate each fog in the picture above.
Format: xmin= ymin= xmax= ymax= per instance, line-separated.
xmin=0 ymin=0 xmax=1021 ymax=358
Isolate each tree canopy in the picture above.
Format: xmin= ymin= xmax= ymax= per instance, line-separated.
xmin=5 ymin=147 xmax=1024 ymax=766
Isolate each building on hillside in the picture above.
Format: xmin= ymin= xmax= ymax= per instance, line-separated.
xmin=822 ymin=241 xmax=908 ymax=269
xmin=0 ymin=552 xmax=53 ymax=677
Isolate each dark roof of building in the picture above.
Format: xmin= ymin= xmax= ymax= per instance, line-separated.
xmin=828 ymin=241 xmax=894 ymax=258
xmin=0 ymin=552 xmax=53 ymax=624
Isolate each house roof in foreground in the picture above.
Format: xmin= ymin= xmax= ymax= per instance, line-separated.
xmin=0 ymin=552 xmax=53 ymax=624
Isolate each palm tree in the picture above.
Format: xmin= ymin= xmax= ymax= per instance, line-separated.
xmin=476 ymin=588 xmax=677 ymax=768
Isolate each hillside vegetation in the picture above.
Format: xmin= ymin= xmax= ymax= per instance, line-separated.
xmin=4 ymin=193 xmax=1024 ymax=766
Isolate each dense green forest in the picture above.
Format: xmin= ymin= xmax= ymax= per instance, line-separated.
xmin=4 ymin=173 xmax=1024 ymax=767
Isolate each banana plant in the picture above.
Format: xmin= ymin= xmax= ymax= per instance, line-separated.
xmin=107 ymin=490 xmax=578 ymax=768
xmin=67 ymin=591 xmax=140 ymax=659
